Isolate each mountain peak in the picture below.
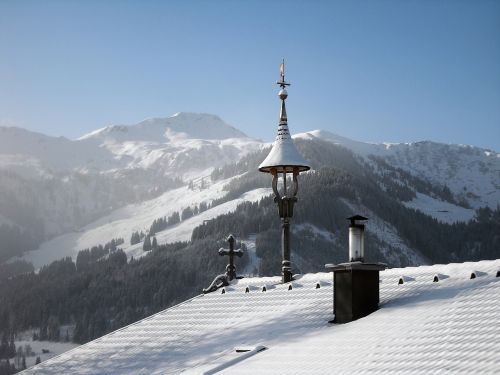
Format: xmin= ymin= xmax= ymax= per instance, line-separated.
xmin=79 ymin=113 xmax=249 ymax=142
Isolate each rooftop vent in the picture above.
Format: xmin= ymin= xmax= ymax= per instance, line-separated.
xmin=433 ymin=273 xmax=449 ymax=282
xmin=325 ymin=215 xmax=386 ymax=324
xmin=398 ymin=275 xmax=415 ymax=285
xmin=470 ymin=271 xmax=487 ymax=279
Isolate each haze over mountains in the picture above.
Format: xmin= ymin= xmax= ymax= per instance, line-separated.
xmin=0 ymin=112 xmax=498 ymax=269
xmin=0 ymin=113 xmax=259 ymax=178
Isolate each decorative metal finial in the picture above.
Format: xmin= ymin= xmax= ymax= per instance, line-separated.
xmin=203 ymin=235 xmax=244 ymax=293
xmin=277 ymin=59 xmax=290 ymax=89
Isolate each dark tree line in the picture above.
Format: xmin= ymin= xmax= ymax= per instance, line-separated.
xmin=148 ymin=211 xmax=180 ymax=236
xmin=130 ymin=231 xmax=144 ymax=245
xmin=76 ymin=238 xmax=124 ymax=272
xmin=0 ymin=360 xmax=17 ymax=375
xmin=0 ymin=236 xmax=249 ymax=346
xmin=0 ymin=224 xmax=39 ymax=264
xmin=0 ymin=261 xmax=34 ymax=282
xmin=142 ymin=235 xmax=158 ymax=251
xmin=0 ymin=332 xmax=18 ymax=375
xmin=0 ymin=137 xmax=497 ymax=368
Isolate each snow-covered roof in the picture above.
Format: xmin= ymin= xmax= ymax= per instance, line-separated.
xmin=24 ymin=259 xmax=500 ymax=374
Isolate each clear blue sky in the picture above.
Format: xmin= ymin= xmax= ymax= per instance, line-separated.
xmin=1 ymin=0 xmax=499 ymax=150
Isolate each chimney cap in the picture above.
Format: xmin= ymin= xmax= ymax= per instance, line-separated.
xmin=347 ymin=215 xmax=368 ymax=225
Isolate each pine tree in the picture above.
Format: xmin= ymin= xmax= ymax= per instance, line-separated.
xmin=130 ymin=232 xmax=141 ymax=245
xmin=152 ymin=237 xmax=158 ymax=249
xmin=7 ymin=335 xmax=14 ymax=358
xmin=199 ymin=202 xmax=208 ymax=212
xmin=181 ymin=207 xmax=194 ymax=221
xmin=47 ymin=316 xmax=60 ymax=341
xmin=168 ymin=212 xmax=180 ymax=226
xmin=143 ymin=235 xmax=152 ymax=251
xmin=0 ymin=333 xmax=8 ymax=359
xmin=35 ymin=356 xmax=41 ymax=365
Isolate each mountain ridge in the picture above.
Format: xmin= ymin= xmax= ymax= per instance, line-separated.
xmin=1 ymin=113 xmax=498 ymax=268
xmin=78 ymin=112 xmax=249 ymax=142
xmin=295 ymin=129 xmax=499 ymax=209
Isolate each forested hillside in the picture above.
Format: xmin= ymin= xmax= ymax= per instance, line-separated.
xmin=0 ymin=138 xmax=498 ymax=374
xmin=201 ymin=139 xmax=499 ymax=268
xmin=0 ymin=237 xmax=249 ymax=347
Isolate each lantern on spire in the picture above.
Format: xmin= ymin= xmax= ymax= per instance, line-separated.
xmin=259 ymin=60 xmax=310 ymax=283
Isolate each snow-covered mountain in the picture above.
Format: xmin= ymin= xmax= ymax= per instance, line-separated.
xmin=80 ymin=112 xmax=247 ymax=142
xmin=0 ymin=112 xmax=261 ymax=179
xmin=0 ymin=127 xmax=120 ymax=178
xmin=295 ymin=129 xmax=500 ymax=210
xmin=0 ymin=113 xmax=263 ymax=243
xmin=78 ymin=112 xmax=261 ymax=180
xmin=1 ymin=114 xmax=498 ymax=269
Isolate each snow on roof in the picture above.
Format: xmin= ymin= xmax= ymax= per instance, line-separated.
xmin=24 ymin=259 xmax=500 ymax=374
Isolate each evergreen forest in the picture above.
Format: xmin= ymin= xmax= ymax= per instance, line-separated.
xmin=0 ymin=139 xmax=499 ymax=373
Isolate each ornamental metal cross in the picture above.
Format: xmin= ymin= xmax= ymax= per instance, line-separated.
xmin=218 ymin=234 xmax=244 ymax=281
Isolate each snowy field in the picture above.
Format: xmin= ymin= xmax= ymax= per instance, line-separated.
xmin=18 ymin=175 xmax=271 ymax=269
xmin=403 ymin=192 xmax=476 ymax=224
xmin=13 ymin=330 xmax=78 ymax=370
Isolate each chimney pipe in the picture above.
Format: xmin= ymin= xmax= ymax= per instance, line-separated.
xmin=348 ymin=215 xmax=367 ymax=262
xmin=325 ymin=214 xmax=386 ymax=323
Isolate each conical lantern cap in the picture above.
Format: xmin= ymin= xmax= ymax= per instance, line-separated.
xmin=259 ymin=62 xmax=310 ymax=174
xmin=258 ymin=117 xmax=311 ymax=173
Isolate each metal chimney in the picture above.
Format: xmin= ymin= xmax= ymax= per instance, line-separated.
xmin=348 ymin=215 xmax=367 ymax=262
xmin=325 ymin=214 xmax=386 ymax=323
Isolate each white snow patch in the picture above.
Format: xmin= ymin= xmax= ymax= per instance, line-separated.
xmin=21 ymin=173 xmax=271 ymax=269
xmin=403 ymin=192 xmax=476 ymax=224
xmin=295 ymin=223 xmax=337 ymax=243
xmin=149 ymin=188 xmax=271 ymax=248
xmin=14 ymin=332 xmax=78 ymax=370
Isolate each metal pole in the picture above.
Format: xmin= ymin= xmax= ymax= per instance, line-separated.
xmin=282 ymin=210 xmax=292 ymax=283
xmin=283 ymin=171 xmax=287 ymax=196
